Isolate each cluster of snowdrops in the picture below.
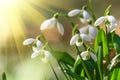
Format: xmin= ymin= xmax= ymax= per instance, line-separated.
xmin=23 ymin=5 xmax=120 ymax=80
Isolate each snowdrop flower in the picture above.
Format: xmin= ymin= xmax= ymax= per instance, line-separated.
xmin=23 ymin=38 xmax=43 ymax=58
xmin=70 ymin=34 xmax=83 ymax=46
xmin=95 ymin=15 xmax=117 ymax=26
xmin=81 ymin=51 xmax=97 ymax=62
xmin=95 ymin=15 xmax=120 ymax=32
xmin=23 ymin=38 xmax=52 ymax=62
xmin=40 ymin=17 xmax=64 ymax=35
xmin=70 ymin=25 xmax=97 ymax=46
xmin=79 ymin=25 xmax=98 ymax=41
xmin=68 ymin=9 xmax=91 ymax=23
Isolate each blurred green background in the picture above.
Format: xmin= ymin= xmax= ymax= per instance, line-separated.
xmin=0 ymin=0 xmax=120 ymax=80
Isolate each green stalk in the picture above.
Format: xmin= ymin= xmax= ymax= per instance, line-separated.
xmin=97 ymin=46 xmax=103 ymax=80
xmin=75 ymin=46 xmax=92 ymax=80
xmin=49 ymin=62 xmax=59 ymax=80
xmin=58 ymin=62 xmax=70 ymax=80
xmin=88 ymin=0 xmax=96 ymax=22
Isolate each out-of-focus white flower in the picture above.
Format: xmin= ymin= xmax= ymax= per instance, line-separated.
xmin=40 ymin=17 xmax=64 ymax=35
xmin=68 ymin=9 xmax=91 ymax=23
xmin=79 ymin=25 xmax=98 ymax=41
xmin=70 ymin=34 xmax=83 ymax=46
xmin=23 ymin=38 xmax=52 ymax=62
xmin=95 ymin=15 xmax=120 ymax=32
xmin=81 ymin=51 xmax=97 ymax=62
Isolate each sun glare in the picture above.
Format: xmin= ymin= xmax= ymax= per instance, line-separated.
xmin=0 ymin=0 xmax=46 ymax=61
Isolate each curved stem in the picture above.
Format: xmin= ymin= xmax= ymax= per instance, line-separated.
xmin=48 ymin=62 xmax=59 ymax=80
xmin=75 ymin=46 xmax=92 ymax=80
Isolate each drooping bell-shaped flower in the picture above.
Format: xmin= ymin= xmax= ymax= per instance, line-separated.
xmin=80 ymin=51 xmax=97 ymax=62
xmin=95 ymin=15 xmax=120 ymax=32
xmin=40 ymin=17 xmax=64 ymax=35
xmin=23 ymin=38 xmax=43 ymax=58
xmin=70 ymin=34 xmax=83 ymax=46
xmin=68 ymin=9 xmax=91 ymax=23
xmin=94 ymin=15 xmax=117 ymax=26
xmin=79 ymin=25 xmax=98 ymax=41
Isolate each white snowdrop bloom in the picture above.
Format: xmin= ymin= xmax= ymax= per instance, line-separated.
xmin=68 ymin=9 xmax=91 ymax=23
xmin=70 ymin=34 xmax=83 ymax=46
xmin=94 ymin=15 xmax=117 ymax=26
xmin=40 ymin=17 xmax=64 ymax=35
xmin=79 ymin=25 xmax=98 ymax=41
xmin=81 ymin=51 xmax=97 ymax=62
xmin=95 ymin=15 xmax=120 ymax=32
xmin=23 ymin=38 xmax=35 ymax=45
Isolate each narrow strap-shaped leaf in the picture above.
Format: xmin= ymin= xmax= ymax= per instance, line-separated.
xmin=50 ymin=51 xmax=75 ymax=66
xmin=97 ymin=45 xmax=103 ymax=80
xmin=94 ymin=29 xmax=108 ymax=57
xmin=2 ymin=72 xmax=7 ymax=80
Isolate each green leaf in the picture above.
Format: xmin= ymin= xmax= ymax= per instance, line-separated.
xmin=94 ymin=29 xmax=108 ymax=57
xmin=2 ymin=72 xmax=7 ymax=80
xmin=104 ymin=5 xmax=112 ymax=15
xmin=73 ymin=56 xmax=83 ymax=75
xmin=97 ymin=45 xmax=103 ymax=80
xmin=65 ymin=69 xmax=84 ymax=80
xmin=50 ymin=51 xmax=75 ymax=66
xmin=114 ymin=34 xmax=120 ymax=53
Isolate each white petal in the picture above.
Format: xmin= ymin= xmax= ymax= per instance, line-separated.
xmin=68 ymin=9 xmax=82 ymax=17
xmin=81 ymin=51 xmax=89 ymax=60
xmin=70 ymin=34 xmax=79 ymax=45
xmin=88 ymin=26 xmax=98 ymax=39
xmin=80 ymin=18 xmax=86 ymax=23
xmin=83 ymin=11 xmax=90 ymax=19
xmin=23 ymin=38 xmax=35 ymax=45
xmin=44 ymin=50 xmax=52 ymax=58
xmin=31 ymin=50 xmax=40 ymax=58
xmin=57 ymin=22 xmax=64 ymax=35
xmin=80 ymin=34 xmax=91 ymax=42
xmin=90 ymin=52 xmax=97 ymax=62
xmin=79 ymin=26 xmax=88 ymax=34
xmin=46 ymin=18 xmax=56 ymax=29
xmin=107 ymin=15 xmax=116 ymax=23
xmin=40 ymin=18 xmax=56 ymax=30
xmin=36 ymin=40 xmax=43 ymax=49
xmin=94 ymin=16 xmax=105 ymax=26
xmin=81 ymin=10 xmax=91 ymax=23
xmin=109 ymin=24 xmax=116 ymax=33
xmin=40 ymin=19 xmax=50 ymax=30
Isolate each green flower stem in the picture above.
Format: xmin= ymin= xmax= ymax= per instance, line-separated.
xmin=48 ymin=61 xmax=59 ymax=80
xmin=88 ymin=0 xmax=96 ymax=22
xmin=75 ymin=46 xmax=92 ymax=80
xmin=58 ymin=62 xmax=70 ymax=80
